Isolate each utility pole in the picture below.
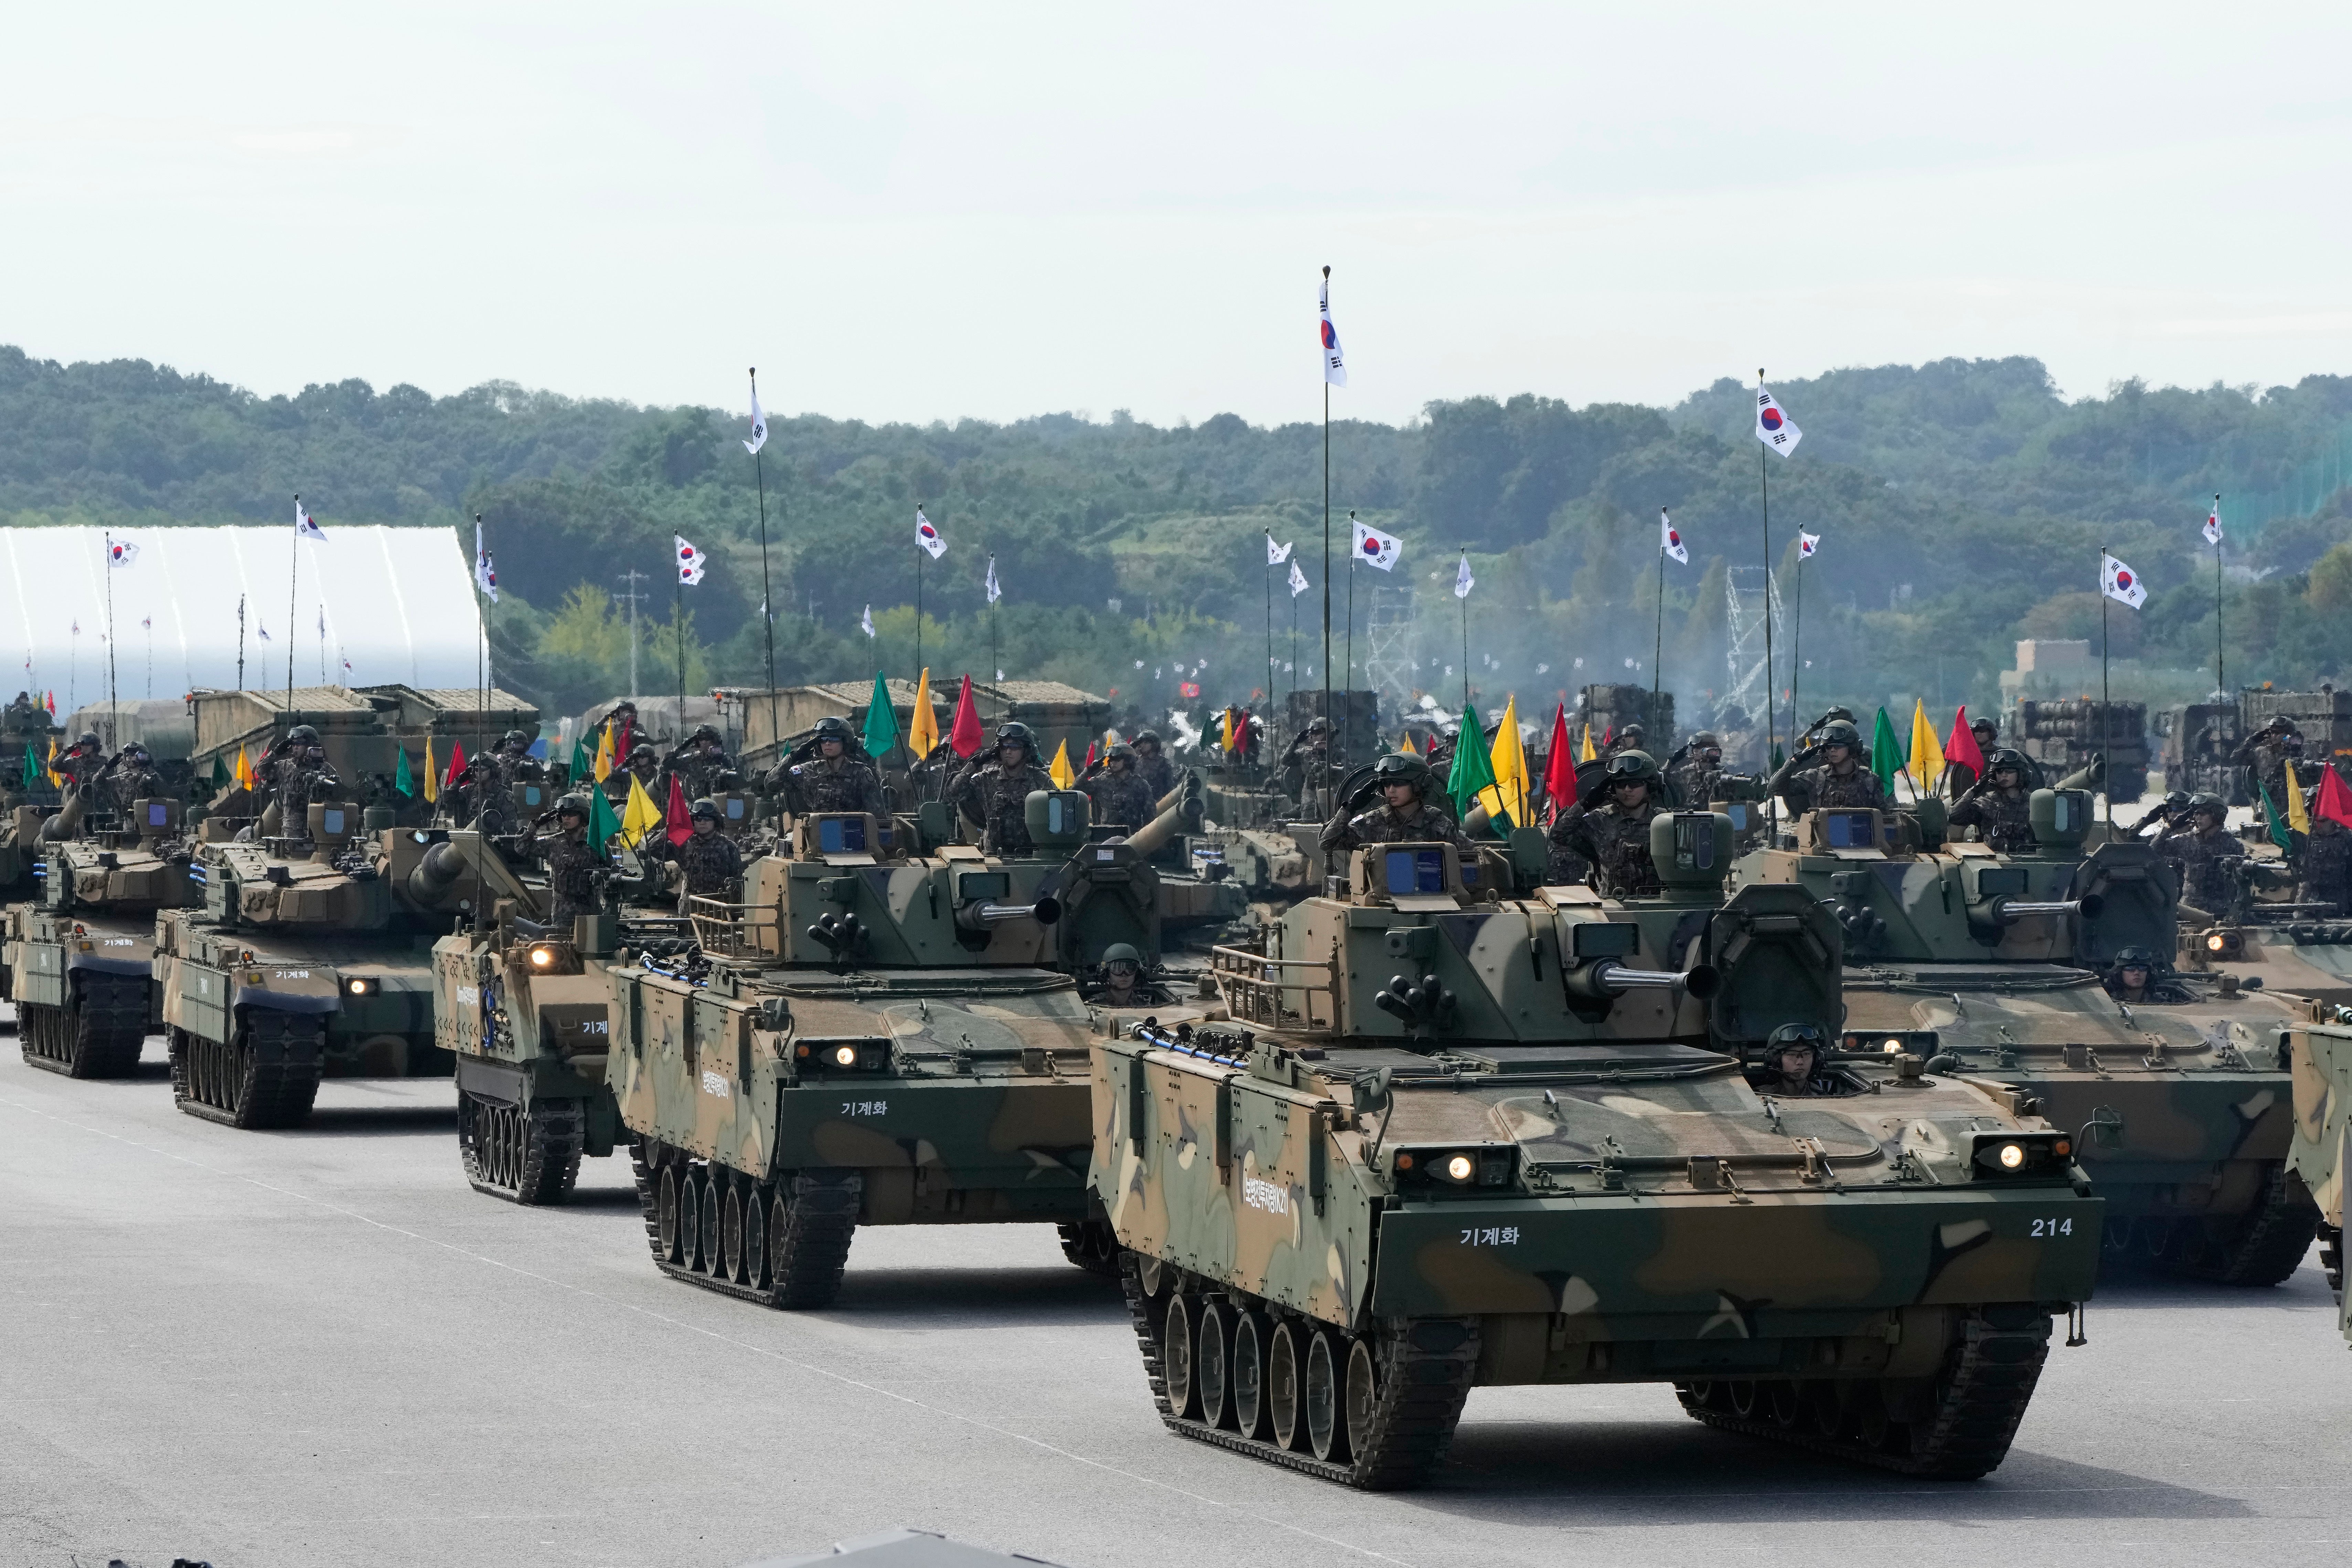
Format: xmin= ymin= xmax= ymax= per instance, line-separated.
xmin=615 ymin=570 xmax=651 ymax=700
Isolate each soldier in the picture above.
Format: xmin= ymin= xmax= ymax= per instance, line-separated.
xmin=1943 ymin=715 xmax=2004 ymax=797
xmin=1277 ymin=717 xmax=1337 ymax=810
xmin=946 ymin=722 xmax=1056 ymax=855
xmin=2300 ymin=802 xmax=2351 ymax=917
xmin=1603 ymin=722 xmax=1647 ymax=760
xmin=3 ymin=691 xmax=40 ymax=731
xmin=606 ymin=741 xmax=661 ymax=803
xmin=657 ymin=798 xmax=744 ymax=905
xmin=100 ymin=742 xmax=168 ymax=819
xmin=773 ymin=715 xmax=887 ymax=817
xmin=530 ymin=793 xmax=608 ymax=928
xmin=663 ymin=723 xmax=733 ymax=804
xmin=1084 ymin=942 xmax=1175 ymax=1007
xmin=55 ymin=729 xmax=107 ymax=796
xmin=1319 ymin=752 xmax=1468 ymax=854
xmin=1750 ymin=1022 xmax=1835 ymax=1097
xmin=1082 ymin=743 xmax=1157 ymax=831
xmin=265 ymin=724 xmax=339 ymax=847
xmin=1130 ymin=729 xmax=1178 ymax=802
xmin=2233 ymin=718 xmax=2301 ymax=816
xmin=2103 ymin=946 xmax=2193 ymax=1005
xmin=1797 ymin=707 xmax=1858 ymax=750
xmin=494 ymin=728 xmax=542 ymax=782
xmin=2156 ymin=792 xmax=2243 ymax=914
xmin=1666 ymin=730 xmax=1761 ymax=808
xmin=1549 ymin=750 xmax=1666 ymax=895
xmin=1947 ymin=748 xmax=2037 ymax=853
xmin=1767 ymin=719 xmax=1892 ymax=812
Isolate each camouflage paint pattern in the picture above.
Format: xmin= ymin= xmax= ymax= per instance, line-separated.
xmin=431 ymin=927 xmax=622 ymax=1151
xmin=2285 ymin=1017 xmax=2352 ymax=1343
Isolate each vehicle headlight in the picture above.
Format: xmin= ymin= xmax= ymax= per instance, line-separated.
xmin=529 ymin=945 xmax=557 ymax=969
xmin=1444 ymin=1153 xmax=1475 ymax=1182
xmin=1997 ymin=1142 xmax=2025 ymax=1170
xmin=2207 ymin=933 xmax=2226 ymax=952
xmin=832 ymin=1044 xmax=859 ymax=1067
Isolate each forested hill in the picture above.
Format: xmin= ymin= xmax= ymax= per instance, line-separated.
xmin=5 ymin=342 xmax=2352 ymax=724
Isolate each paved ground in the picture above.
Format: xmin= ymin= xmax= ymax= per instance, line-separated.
xmin=1 ymin=1034 xmax=2346 ymax=1568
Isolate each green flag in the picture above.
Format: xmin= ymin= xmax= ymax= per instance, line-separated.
xmin=1771 ymin=742 xmax=1785 ymax=772
xmin=209 ymin=753 xmax=229 ymax=790
xmin=568 ymin=733 xmax=593 ymax=787
xmin=2260 ymin=781 xmax=2295 ymax=851
xmin=1870 ymin=707 xmax=1905 ymax=791
xmin=23 ymin=747 xmax=41 ymax=791
xmin=862 ymin=672 xmax=899 ymax=757
xmin=587 ymin=779 xmax=624 ymax=850
xmin=1446 ymin=702 xmax=1498 ymax=820
xmin=393 ymin=745 xmax=415 ymax=798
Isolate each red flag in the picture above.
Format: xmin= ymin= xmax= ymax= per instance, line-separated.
xmin=665 ymin=774 xmax=692 ymax=847
xmin=1083 ymin=740 xmax=1098 ymax=770
xmin=1600 ymin=723 xmax=1614 ymax=748
xmin=950 ymin=676 xmax=983 ymax=758
xmin=445 ymin=739 xmax=467 ymax=790
xmin=1541 ymin=703 xmax=1574 ymax=820
xmin=1944 ymin=705 xmax=1986 ymax=778
xmin=2317 ymin=764 xmax=2352 ymax=831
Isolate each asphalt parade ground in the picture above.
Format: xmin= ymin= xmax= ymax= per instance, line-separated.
xmin=2 ymin=1030 xmax=2346 ymax=1568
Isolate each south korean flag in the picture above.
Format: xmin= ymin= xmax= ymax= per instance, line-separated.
xmin=1798 ymin=531 xmax=1820 ymax=561
xmin=676 ymin=534 xmax=707 ymax=586
xmin=1287 ymin=560 xmax=1310 ymax=597
xmin=915 ymin=506 xmax=945 ymax=560
xmin=2203 ymin=496 xmax=2223 ymax=547
xmin=2100 ymin=552 xmax=2147 ymax=609
xmin=1266 ymin=534 xmax=1293 ymax=565
xmin=1660 ymin=508 xmax=1688 ymax=564
xmin=1349 ymin=513 xmax=1401 ymax=572
xmin=1754 ymin=378 xmax=1802 ymax=456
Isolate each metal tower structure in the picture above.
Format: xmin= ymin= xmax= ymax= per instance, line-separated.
xmin=1721 ymin=565 xmax=1785 ymax=725
xmin=1364 ymin=583 xmax=1417 ymax=723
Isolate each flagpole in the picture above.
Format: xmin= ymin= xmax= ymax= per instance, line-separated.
xmin=674 ymin=570 xmax=684 ymax=732
xmin=1345 ymin=511 xmax=1357 ymax=773
xmin=1460 ymin=546 xmax=1469 ymax=714
xmin=1321 ymin=266 xmax=1333 ymax=819
xmin=2213 ymin=493 xmax=2225 ymax=702
xmin=1789 ymin=544 xmax=1804 ymax=745
xmin=237 ymin=596 xmax=246 ymax=692
xmin=476 ymin=512 xmax=490 ymax=747
xmin=751 ymin=369 xmax=779 ymax=757
xmin=1651 ymin=519 xmax=1664 ymax=716
xmin=287 ymin=493 xmax=300 ymax=713
xmin=103 ymin=530 xmax=119 ymax=750
xmin=915 ymin=505 xmax=926 ymax=711
xmin=2100 ymin=541 xmax=2112 ymax=822
xmin=989 ymin=558 xmax=999 ymax=723
xmin=1264 ymin=538 xmax=1273 ymax=724
xmin=1756 ymin=374 xmax=1776 ymax=773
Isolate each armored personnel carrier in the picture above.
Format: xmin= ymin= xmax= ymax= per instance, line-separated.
xmin=1738 ymin=791 xmax=2314 ymax=1284
xmin=156 ymin=803 xmax=527 ymax=1128
xmin=7 ymin=795 xmax=193 ymax=1077
xmin=2285 ymin=1010 xmax=2350 ymax=1342
xmin=608 ymin=794 xmax=1116 ymax=1309
xmin=1094 ymin=813 xmax=2099 ymax=1488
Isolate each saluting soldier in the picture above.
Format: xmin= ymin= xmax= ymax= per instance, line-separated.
xmin=946 ymin=722 xmax=1056 ymax=856
xmin=1549 ymin=750 xmax=1666 ymax=895
xmin=772 ymin=716 xmax=887 ymax=817
xmin=1947 ymin=748 xmax=2037 ymax=853
xmin=2155 ymin=793 xmax=2244 ymax=914
xmin=531 ymin=794 xmax=608 ymax=928
xmin=1767 ymin=718 xmax=1891 ymax=812
xmin=1318 ymin=752 xmax=1468 ymax=853
xmin=1082 ymin=743 xmax=1158 ymax=831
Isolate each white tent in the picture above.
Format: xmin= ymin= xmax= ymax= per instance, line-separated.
xmin=0 ymin=525 xmax=488 ymax=707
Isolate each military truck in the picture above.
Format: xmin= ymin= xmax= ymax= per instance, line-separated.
xmin=2284 ymin=1010 xmax=2350 ymax=1343
xmin=1094 ymin=813 xmax=2099 ymax=1487
xmin=607 ymin=793 xmax=1121 ymax=1309
xmin=157 ymin=804 xmax=527 ymax=1128
xmin=1738 ymin=791 xmax=2314 ymax=1284
xmin=7 ymin=795 xmax=193 ymax=1077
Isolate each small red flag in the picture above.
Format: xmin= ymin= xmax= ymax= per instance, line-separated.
xmin=1083 ymin=740 xmax=1098 ymax=770
xmin=950 ymin=675 xmax=984 ymax=758
xmin=1600 ymin=723 xmax=1613 ymax=748
xmin=1944 ymin=705 xmax=1986 ymax=777
xmin=2316 ymin=764 xmax=2352 ymax=831
xmin=664 ymin=774 xmax=692 ymax=847
xmin=1541 ymin=703 xmax=1574 ymax=820
xmin=445 ymin=739 xmax=467 ymax=789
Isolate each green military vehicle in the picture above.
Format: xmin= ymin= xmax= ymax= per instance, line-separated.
xmin=2285 ymin=1009 xmax=2350 ymax=1343
xmin=7 ymin=796 xmax=193 ymax=1077
xmin=608 ymin=795 xmax=1118 ymax=1309
xmin=1093 ymin=814 xmax=2100 ymax=1487
xmin=157 ymin=804 xmax=526 ymax=1128
xmin=1738 ymin=791 xmax=2314 ymax=1284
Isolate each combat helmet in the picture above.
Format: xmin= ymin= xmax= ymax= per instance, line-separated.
xmin=1106 ymin=742 xmax=1138 ymax=765
xmin=688 ymin=723 xmax=723 ymax=747
xmin=1101 ymin=942 xmax=1143 ymax=969
xmin=554 ymin=792 xmax=593 ymax=822
xmin=2189 ymin=791 xmax=2227 ymax=818
xmin=689 ymin=797 xmax=722 ymax=824
xmin=285 ymin=724 xmax=320 ymax=745
xmin=1815 ymin=719 xmax=1862 ymax=750
xmin=1603 ymin=749 xmax=1660 ymax=785
xmin=1132 ymin=728 xmax=1163 ymax=750
xmin=500 ymin=728 xmax=531 ymax=750
xmin=2111 ymin=945 xmax=2162 ymax=970
xmin=1689 ymin=730 xmax=1722 ymax=752
xmin=811 ymin=715 xmax=857 ymax=745
xmin=1984 ymin=748 xmax=2031 ymax=783
xmin=1370 ymin=751 xmax=1432 ymax=794
xmin=994 ymin=721 xmax=1037 ymax=756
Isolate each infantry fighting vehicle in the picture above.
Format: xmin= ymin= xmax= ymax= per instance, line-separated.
xmin=7 ymin=796 xmax=193 ymax=1077
xmin=2285 ymin=1010 xmax=2350 ymax=1343
xmin=607 ymin=794 xmax=1119 ymax=1309
xmin=1738 ymin=792 xmax=2314 ymax=1284
xmin=156 ymin=804 xmax=525 ymax=1128
xmin=1094 ymin=813 xmax=2099 ymax=1487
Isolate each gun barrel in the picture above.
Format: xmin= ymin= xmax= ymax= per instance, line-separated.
xmin=1122 ymin=791 xmax=1202 ymax=858
xmin=1986 ymin=893 xmax=2105 ymax=925
xmin=404 ymin=839 xmax=471 ymax=906
xmin=954 ymin=896 xmax=1062 ymax=932
xmin=1563 ymin=959 xmax=1721 ymax=1002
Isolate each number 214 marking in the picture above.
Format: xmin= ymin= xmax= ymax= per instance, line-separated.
xmin=2030 ymin=1217 xmax=2073 ymax=1237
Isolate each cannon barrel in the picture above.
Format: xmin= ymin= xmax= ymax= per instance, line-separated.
xmin=404 ymin=839 xmax=472 ymax=906
xmin=1978 ymin=892 xmax=2105 ymax=926
xmin=1562 ymin=959 xmax=1722 ymax=1003
xmin=1152 ymin=771 xmax=1197 ymax=818
xmin=954 ymin=895 xmax=1061 ymax=932
xmin=40 ymin=785 xmax=87 ymax=843
xmin=1122 ymin=791 xmax=1202 ymax=858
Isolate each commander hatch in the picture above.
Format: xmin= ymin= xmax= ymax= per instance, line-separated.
xmin=1349 ymin=842 xmax=1471 ymax=913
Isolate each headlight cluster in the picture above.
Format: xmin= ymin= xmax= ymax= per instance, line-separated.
xmin=793 ymin=1039 xmax=891 ymax=1074
xmin=1842 ymin=1030 xmax=1939 ymax=1055
xmin=1969 ymin=1132 xmax=2072 ymax=1178
xmin=2204 ymin=930 xmax=2243 ymax=957
xmin=1390 ymin=1144 xmax=1517 ymax=1190
xmin=345 ymin=977 xmax=378 ymax=996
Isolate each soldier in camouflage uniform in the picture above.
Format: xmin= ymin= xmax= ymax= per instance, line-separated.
xmin=531 ymin=794 xmax=607 ymax=927
xmin=2299 ymin=804 xmax=2351 ymax=916
xmin=1943 ymin=715 xmax=2002 ymax=797
xmin=605 ymin=741 xmax=661 ymax=805
xmin=1667 ymin=730 xmax=1762 ymax=808
xmin=1768 ymin=719 xmax=1891 ymax=812
xmin=265 ymin=724 xmax=340 ymax=850
xmin=55 ymin=730 xmax=107 ymax=798
xmin=2156 ymin=793 xmax=2243 ymax=914
xmin=947 ymin=722 xmax=1056 ymax=856
xmin=1130 ymin=729 xmax=1177 ymax=803
xmin=656 ymin=798 xmax=744 ymax=906
xmin=1083 ymin=941 xmax=1176 ymax=1007
xmin=2103 ymin=946 xmax=2194 ymax=1005
xmin=1947 ymin=749 xmax=2037 ymax=853
xmin=1319 ymin=752 xmax=1467 ymax=853
xmin=1603 ymin=722 xmax=1647 ymax=761
xmin=1278 ymin=718 xmax=1338 ymax=812
xmin=1082 ymin=743 xmax=1157 ymax=831
xmin=1549 ymin=750 xmax=1665 ymax=895
xmin=663 ymin=724 xmax=734 ymax=806
xmin=1750 ymin=1022 xmax=1836 ymax=1097
xmin=2233 ymin=719 xmax=2302 ymax=818
xmin=96 ymin=742 xmax=168 ymax=820
xmin=772 ymin=716 xmax=887 ymax=817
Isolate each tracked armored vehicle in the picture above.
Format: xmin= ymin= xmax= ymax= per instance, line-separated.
xmin=1094 ymin=813 xmax=2099 ymax=1489
xmin=608 ymin=795 xmax=1119 ymax=1310
xmin=156 ymin=804 xmax=524 ymax=1128
xmin=7 ymin=797 xmax=192 ymax=1077
xmin=2286 ymin=1010 xmax=2351 ymax=1342
xmin=1739 ymin=791 xmax=2314 ymax=1285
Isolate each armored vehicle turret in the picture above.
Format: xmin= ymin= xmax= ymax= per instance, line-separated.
xmin=2285 ymin=1011 xmax=2350 ymax=1343
xmin=156 ymin=805 xmax=526 ymax=1128
xmin=1736 ymin=790 xmax=2316 ymax=1285
xmin=608 ymin=792 xmax=1116 ymax=1310
xmin=1092 ymin=812 xmax=2098 ymax=1488
xmin=6 ymin=796 xmax=193 ymax=1077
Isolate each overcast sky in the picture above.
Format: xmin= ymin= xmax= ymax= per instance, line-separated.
xmin=7 ymin=4 xmax=2350 ymax=429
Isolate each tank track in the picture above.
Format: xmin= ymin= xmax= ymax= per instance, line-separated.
xmin=627 ymin=1139 xmax=860 ymax=1309
xmin=459 ymin=1089 xmax=584 ymax=1205
xmin=19 ymin=973 xmax=149 ymax=1078
xmin=1056 ymin=1218 xmax=1123 ymax=1277
xmin=169 ymin=1015 xmax=325 ymax=1130
xmin=1118 ymin=1253 xmax=1480 ymax=1490
xmin=2319 ymin=1224 xmax=2343 ymax=1299
xmin=1675 ymin=1305 xmax=2051 ymax=1479
xmin=2103 ymin=1164 xmax=2322 ymax=1287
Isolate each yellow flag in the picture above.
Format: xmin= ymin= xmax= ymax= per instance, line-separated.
xmin=46 ymin=737 xmax=63 ymax=788
xmin=620 ymin=771 xmax=663 ymax=848
xmin=1400 ymin=732 xmax=1418 ymax=755
xmin=1906 ymin=700 xmax=1945 ymax=793
xmin=422 ymin=736 xmax=438 ymax=804
xmin=2288 ymin=760 xmax=2312 ymax=833
xmin=592 ymin=720 xmax=614 ymax=782
xmin=1578 ymin=724 xmax=1597 ymax=763
xmin=1477 ymin=696 xmax=1529 ymax=829
xmin=907 ymin=669 xmax=939 ymax=758
xmin=1048 ymin=739 xmax=1075 ymax=789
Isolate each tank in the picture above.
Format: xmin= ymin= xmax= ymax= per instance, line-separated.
xmin=2285 ymin=1011 xmax=2351 ymax=1342
xmin=1737 ymin=790 xmax=2315 ymax=1284
xmin=1092 ymin=813 xmax=2099 ymax=1488
xmin=5 ymin=796 xmax=193 ymax=1077
xmin=605 ymin=792 xmax=1115 ymax=1310
xmin=154 ymin=803 xmax=526 ymax=1128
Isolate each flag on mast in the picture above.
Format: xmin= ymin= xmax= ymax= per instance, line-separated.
xmin=295 ymin=497 xmax=326 ymax=541
xmin=107 ymin=537 xmax=138 ymax=567
xmin=1350 ymin=516 xmax=1402 ymax=571
xmin=860 ymin=605 xmax=876 ymax=639
xmin=2203 ymin=496 xmax=2223 ymax=547
xmin=1754 ymin=379 xmax=1803 ymax=456
xmin=907 ymin=669 xmax=940 ymax=758
xmin=1660 ymin=508 xmax=1687 ymax=564
xmin=1318 ymin=275 xmax=1347 ymax=386
xmin=985 ymin=556 xmax=1002 ymax=605
xmin=915 ymin=507 xmax=945 ymax=559
xmin=1798 ymin=531 xmax=1820 ymax=561
xmin=1287 ymin=560 xmax=1309 ymax=597
xmin=744 ymin=386 xmax=767 ymax=455
xmin=1454 ymin=553 xmax=1475 ymax=599
xmin=2100 ymin=552 xmax=2147 ymax=609
xmin=474 ymin=520 xmax=498 ymax=602
xmin=1266 ymin=535 xmax=1293 ymax=565
xmin=675 ymin=535 xmax=706 ymax=586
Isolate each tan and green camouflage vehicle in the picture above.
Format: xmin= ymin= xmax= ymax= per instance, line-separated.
xmin=156 ymin=805 xmax=521 ymax=1128
xmin=6 ymin=797 xmax=192 ymax=1077
xmin=1738 ymin=790 xmax=2314 ymax=1285
xmin=607 ymin=795 xmax=1116 ymax=1310
xmin=1093 ymin=813 xmax=2100 ymax=1488
xmin=2285 ymin=1010 xmax=2351 ymax=1343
